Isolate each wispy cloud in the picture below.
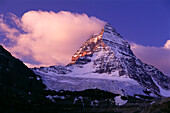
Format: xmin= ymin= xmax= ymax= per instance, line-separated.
xmin=131 ymin=40 xmax=170 ymax=76
xmin=0 ymin=10 xmax=106 ymax=67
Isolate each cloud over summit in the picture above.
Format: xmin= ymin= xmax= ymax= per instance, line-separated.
xmin=0 ymin=10 xmax=106 ymax=67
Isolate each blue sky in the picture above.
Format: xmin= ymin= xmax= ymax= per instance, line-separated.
xmin=0 ymin=0 xmax=169 ymax=47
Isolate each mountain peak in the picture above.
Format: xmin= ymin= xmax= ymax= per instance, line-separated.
xmin=71 ymin=28 xmax=105 ymax=64
xmin=71 ymin=23 xmax=132 ymax=64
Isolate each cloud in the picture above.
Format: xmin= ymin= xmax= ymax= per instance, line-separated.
xmin=164 ymin=40 xmax=170 ymax=49
xmin=131 ymin=40 xmax=170 ymax=76
xmin=0 ymin=10 xmax=106 ymax=67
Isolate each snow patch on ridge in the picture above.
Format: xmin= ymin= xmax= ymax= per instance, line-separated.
xmin=115 ymin=96 xmax=128 ymax=106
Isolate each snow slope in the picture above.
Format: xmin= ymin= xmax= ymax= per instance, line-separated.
xmin=35 ymin=71 xmax=146 ymax=96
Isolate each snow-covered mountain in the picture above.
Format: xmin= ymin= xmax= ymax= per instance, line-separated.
xmin=33 ymin=23 xmax=170 ymax=97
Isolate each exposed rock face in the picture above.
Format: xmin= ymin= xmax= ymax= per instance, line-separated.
xmin=71 ymin=29 xmax=105 ymax=64
xmin=33 ymin=24 xmax=170 ymax=97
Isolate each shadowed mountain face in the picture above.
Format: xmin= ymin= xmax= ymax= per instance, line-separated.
xmin=0 ymin=45 xmax=47 ymax=112
xmin=34 ymin=24 xmax=170 ymax=97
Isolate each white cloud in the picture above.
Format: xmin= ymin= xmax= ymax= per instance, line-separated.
xmin=0 ymin=10 xmax=106 ymax=67
xmin=164 ymin=40 xmax=170 ymax=49
xmin=131 ymin=40 xmax=170 ymax=76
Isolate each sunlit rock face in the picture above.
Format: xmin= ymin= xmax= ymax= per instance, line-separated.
xmin=71 ymin=29 xmax=105 ymax=64
xmin=33 ymin=23 xmax=170 ymax=97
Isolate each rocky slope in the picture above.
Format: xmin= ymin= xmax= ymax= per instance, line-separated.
xmin=33 ymin=23 xmax=170 ymax=98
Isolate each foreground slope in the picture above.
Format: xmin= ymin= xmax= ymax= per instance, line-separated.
xmin=34 ymin=23 xmax=170 ymax=97
xmin=143 ymin=97 xmax=170 ymax=113
xmin=0 ymin=45 xmax=47 ymax=112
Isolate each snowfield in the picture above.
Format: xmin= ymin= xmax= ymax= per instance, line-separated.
xmin=35 ymin=71 xmax=147 ymax=96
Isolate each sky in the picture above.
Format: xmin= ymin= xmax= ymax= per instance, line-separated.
xmin=0 ymin=0 xmax=169 ymax=76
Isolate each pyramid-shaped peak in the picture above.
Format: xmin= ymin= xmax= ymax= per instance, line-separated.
xmin=104 ymin=23 xmax=116 ymax=31
xmin=104 ymin=23 xmax=122 ymax=38
xmin=102 ymin=24 xmax=129 ymax=48
xmin=70 ymin=24 xmax=132 ymax=64
xmin=71 ymin=28 xmax=106 ymax=64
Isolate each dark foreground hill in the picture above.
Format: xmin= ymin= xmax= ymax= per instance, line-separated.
xmin=0 ymin=45 xmax=48 ymax=112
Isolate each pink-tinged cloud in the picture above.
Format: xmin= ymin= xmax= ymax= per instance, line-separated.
xmin=131 ymin=40 xmax=170 ymax=77
xmin=0 ymin=11 xmax=106 ymax=67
